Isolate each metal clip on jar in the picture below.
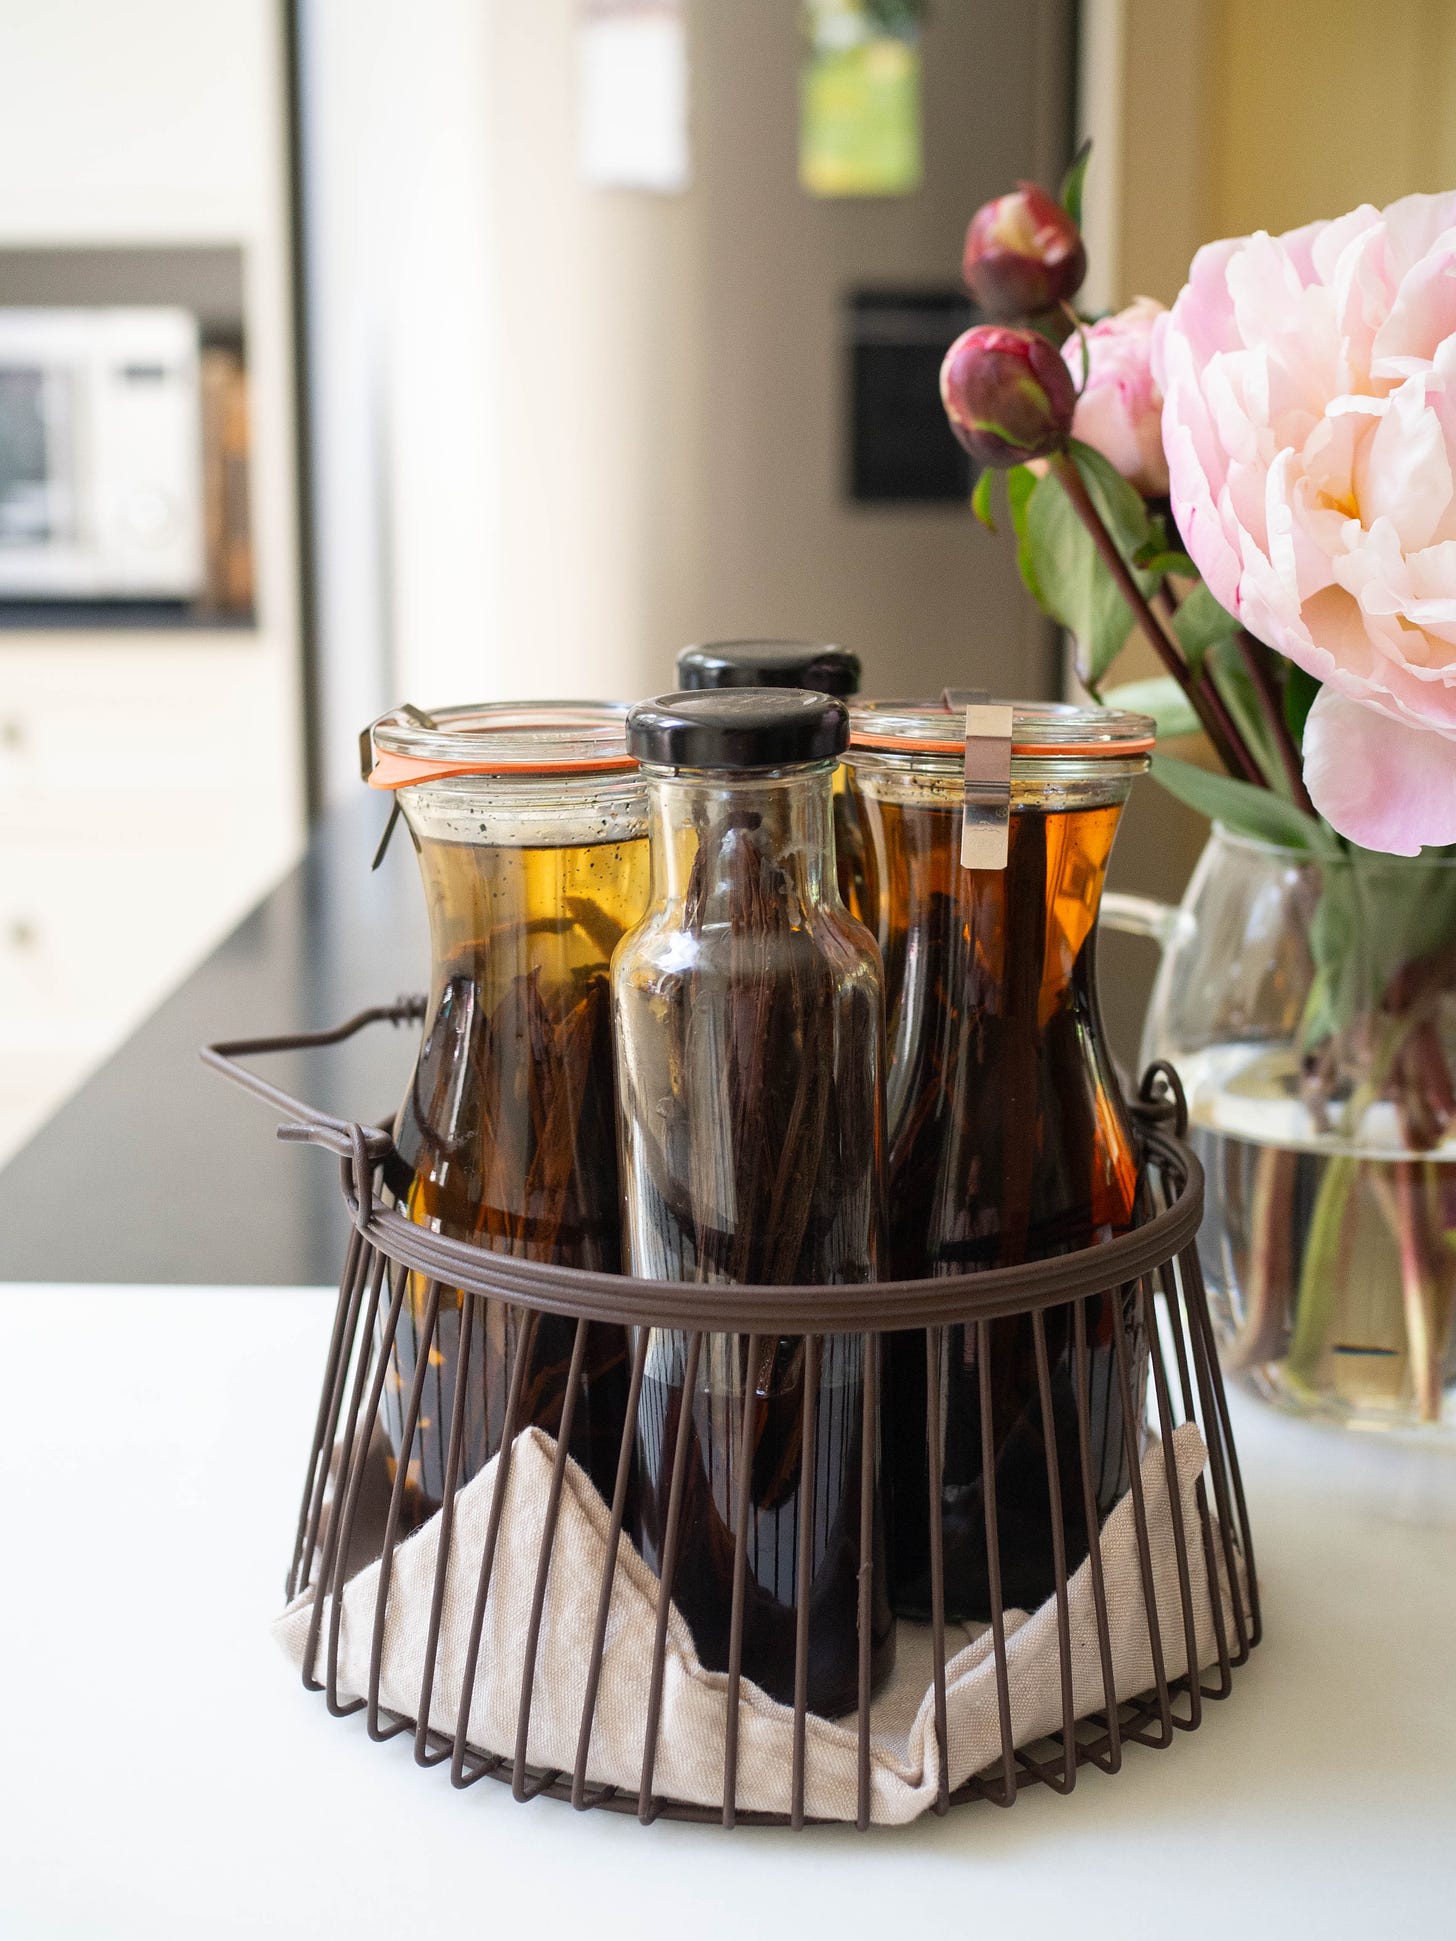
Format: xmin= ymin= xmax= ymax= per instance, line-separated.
xmin=843 ymin=699 xmax=1155 ymax=1621
xmin=365 ymin=702 xmax=650 ymax=1527
xmin=613 ymin=688 xmax=894 ymax=1716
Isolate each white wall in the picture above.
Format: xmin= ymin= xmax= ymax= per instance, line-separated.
xmin=299 ymin=0 xmax=505 ymax=804
xmin=301 ymin=0 xmax=1073 ymax=806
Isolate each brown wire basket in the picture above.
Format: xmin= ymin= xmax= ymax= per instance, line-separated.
xmin=205 ymin=999 xmax=1260 ymax=1831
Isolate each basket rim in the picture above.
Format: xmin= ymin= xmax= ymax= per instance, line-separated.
xmin=203 ymin=1003 xmax=1202 ymax=1332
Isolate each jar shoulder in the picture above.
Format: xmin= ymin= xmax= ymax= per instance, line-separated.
xmin=612 ymin=903 xmax=883 ymax=996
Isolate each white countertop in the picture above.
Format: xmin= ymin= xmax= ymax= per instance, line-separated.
xmin=2 ymin=1283 xmax=1452 ymax=1940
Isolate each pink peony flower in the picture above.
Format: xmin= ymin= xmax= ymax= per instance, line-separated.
xmin=1156 ymin=192 xmax=1456 ymax=855
xmin=1063 ymin=298 xmax=1169 ymax=496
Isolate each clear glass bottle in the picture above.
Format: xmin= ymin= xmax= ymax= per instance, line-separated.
xmin=366 ymin=702 xmax=650 ymax=1527
xmin=844 ymin=700 xmax=1153 ymax=1619
xmin=612 ymin=689 xmax=894 ymax=1714
xmin=674 ymin=639 xmax=868 ymax=924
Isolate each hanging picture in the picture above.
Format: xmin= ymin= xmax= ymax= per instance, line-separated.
xmin=799 ymin=0 xmax=925 ymax=198
xmin=578 ymin=0 xmax=691 ymax=193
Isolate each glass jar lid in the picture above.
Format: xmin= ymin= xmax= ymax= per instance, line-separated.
xmin=675 ymin=639 xmax=861 ymax=697
xmin=628 ymin=688 xmax=849 ymax=770
xmin=848 ymin=697 xmax=1155 ymax=763
xmin=365 ymin=700 xmax=637 ymax=790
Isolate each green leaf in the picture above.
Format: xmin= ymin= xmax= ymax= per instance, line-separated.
xmin=1021 ymin=444 xmax=1159 ymax=687
xmin=1103 ymin=676 xmax=1201 ymax=740
xmin=1005 ymin=463 xmax=1042 ymax=605
xmin=1067 ymin=440 xmax=1154 ymax=557
xmin=1206 ymin=636 xmax=1288 ymax=794
xmin=1151 ymin=752 xmax=1339 ymax=853
xmin=1023 ymin=474 xmax=1129 ymax=686
xmin=1297 ymin=849 xmax=1456 ymax=1062
xmin=970 ymin=467 xmax=996 ymax=532
xmin=1285 ymin=662 xmax=1320 ymax=749
xmin=1170 ymin=580 xmax=1239 ymax=676
xmin=1059 ymin=139 xmax=1091 ymax=229
xmin=1133 ymin=545 xmax=1198 ymax=578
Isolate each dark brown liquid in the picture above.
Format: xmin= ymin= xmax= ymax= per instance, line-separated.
xmin=635 ymin=1336 xmax=888 ymax=1715
xmin=616 ymin=798 xmax=893 ymax=1711
xmin=381 ymin=830 xmax=648 ymax=1526
xmin=864 ymin=792 xmax=1142 ymax=1618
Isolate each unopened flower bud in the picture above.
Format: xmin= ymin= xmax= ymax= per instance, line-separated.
xmin=962 ymin=182 xmax=1087 ymax=319
xmin=940 ymin=324 xmax=1077 ymax=468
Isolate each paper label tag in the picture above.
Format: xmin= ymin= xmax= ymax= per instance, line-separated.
xmin=959 ymin=702 xmax=1013 ymax=870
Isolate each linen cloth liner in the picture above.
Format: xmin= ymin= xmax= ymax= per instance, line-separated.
xmin=275 ymin=1421 xmax=1239 ymax=1825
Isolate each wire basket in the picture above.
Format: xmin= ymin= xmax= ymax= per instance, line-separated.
xmin=205 ymin=1000 xmax=1260 ymax=1830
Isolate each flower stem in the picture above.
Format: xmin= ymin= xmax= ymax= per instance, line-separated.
xmin=1369 ymin=1161 xmax=1443 ymax=1423
xmin=1236 ymin=628 xmax=1316 ymax=813
xmin=1048 ymin=451 xmax=1264 ymax=784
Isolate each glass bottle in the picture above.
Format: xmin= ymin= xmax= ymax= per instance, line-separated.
xmin=844 ymin=700 xmax=1153 ymax=1618
xmin=674 ymin=638 xmax=868 ymax=922
xmin=366 ymin=702 xmax=650 ymax=1528
xmin=613 ymin=688 xmax=894 ymax=1715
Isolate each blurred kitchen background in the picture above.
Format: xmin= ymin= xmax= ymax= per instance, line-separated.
xmin=3 ymin=0 xmax=1455 ymax=1165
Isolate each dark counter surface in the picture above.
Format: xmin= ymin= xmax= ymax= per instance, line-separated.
xmin=0 ymin=796 xmax=429 ymax=1284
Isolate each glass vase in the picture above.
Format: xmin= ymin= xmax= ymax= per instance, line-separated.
xmin=1106 ymin=825 xmax=1456 ymax=1435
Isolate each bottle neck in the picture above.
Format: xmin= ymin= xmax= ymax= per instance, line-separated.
xmin=645 ymin=764 xmax=839 ymax=919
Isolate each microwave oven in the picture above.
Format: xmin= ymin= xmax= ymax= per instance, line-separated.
xmin=0 ymin=306 xmax=205 ymax=601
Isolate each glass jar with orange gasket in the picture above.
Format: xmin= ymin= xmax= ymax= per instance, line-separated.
xmin=843 ymin=699 xmax=1155 ymax=1620
xmin=364 ymin=702 xmax=650 ymax=1526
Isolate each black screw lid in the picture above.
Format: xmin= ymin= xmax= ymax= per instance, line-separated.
xmin=627 ymin=689 xmax=850 ymax=770
xmin=674 ymin=638 xmax=861 ymax=697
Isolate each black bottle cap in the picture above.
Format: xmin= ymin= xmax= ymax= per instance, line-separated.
xmin=674 ymin=639 xmax=861 ymax=697
xmin=627 ymin=689 xmax=850 ymax=770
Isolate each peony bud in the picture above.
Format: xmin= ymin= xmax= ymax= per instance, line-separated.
xmin=940 ymin=324 xmax=1077 ymax=468
xmin=961 ymin=182 xmax=1087 ymax=319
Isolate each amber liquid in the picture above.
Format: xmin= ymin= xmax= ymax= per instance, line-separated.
xmin=382 ymin=830 xmax=649 ymax=1526
xmin=868 ymin=795 xmax=1141 ymax=1618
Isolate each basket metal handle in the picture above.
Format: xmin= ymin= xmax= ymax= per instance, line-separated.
xmin=199 ymin=996 xmax=427 ymax=1170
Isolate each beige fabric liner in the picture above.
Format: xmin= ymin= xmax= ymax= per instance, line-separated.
xmin=275 ymin=1422 xmax=1241 ymax=1825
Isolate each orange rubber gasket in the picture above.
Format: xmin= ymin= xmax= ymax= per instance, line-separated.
xmin=848 ymin=733 xmax=1156 ymax=759
xmin=368 ymin=749 xmax=640 ymax=791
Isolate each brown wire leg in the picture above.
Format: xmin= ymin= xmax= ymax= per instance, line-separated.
xmin=414 ymin=1286 xmax=479 ymax=1765
xmin=367 ymin=1277 xmax=445 ymax=1740
xmin=638 ymin=1330 xmax=703 ymax=1824
xmin=924 ymin=1327 xmax=950 ymax=1815
xmin=1108 ymin=1287 xmax=1173 ymax=1749
xmin=571 ymin=1325 xmax=649 ymax=1809
xmin=789 ymin=1334 xmax=820 ymax=1830
xmin=449 ymin=1306 xmax=540 ymax=1788
xmin=1156 ymin=1251 xmax=1233 ymax=1698
xmin=1072 ymin=1296 xmax=1123 ymax=1774
xmin=289 ymin=1224 xmax=366 ymax=1601
xmin=323 ymin=1257 xmax=410 ymax=1715
xmin=855 ymin=1330 xmax=877 ymax=1831
xmin=512 ymin=1318 xmax=592 ymax=1801
xmin=1183 ymin=1242 xmax=1261 ymax=1655
xmin=1020 ymin=1304 xmax=1077 ymax=1794
xmin=722 ymin=1333 xmax=762 ymax=1829
xmin=974 ymin=1319 xmax=1018 ymax=1808
xmin=1139 ymin=1273 xmax=1203 ymax=1730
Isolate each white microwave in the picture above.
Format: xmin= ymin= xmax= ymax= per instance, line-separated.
xmin=0 ymin=306 xmax=205 ymax=601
